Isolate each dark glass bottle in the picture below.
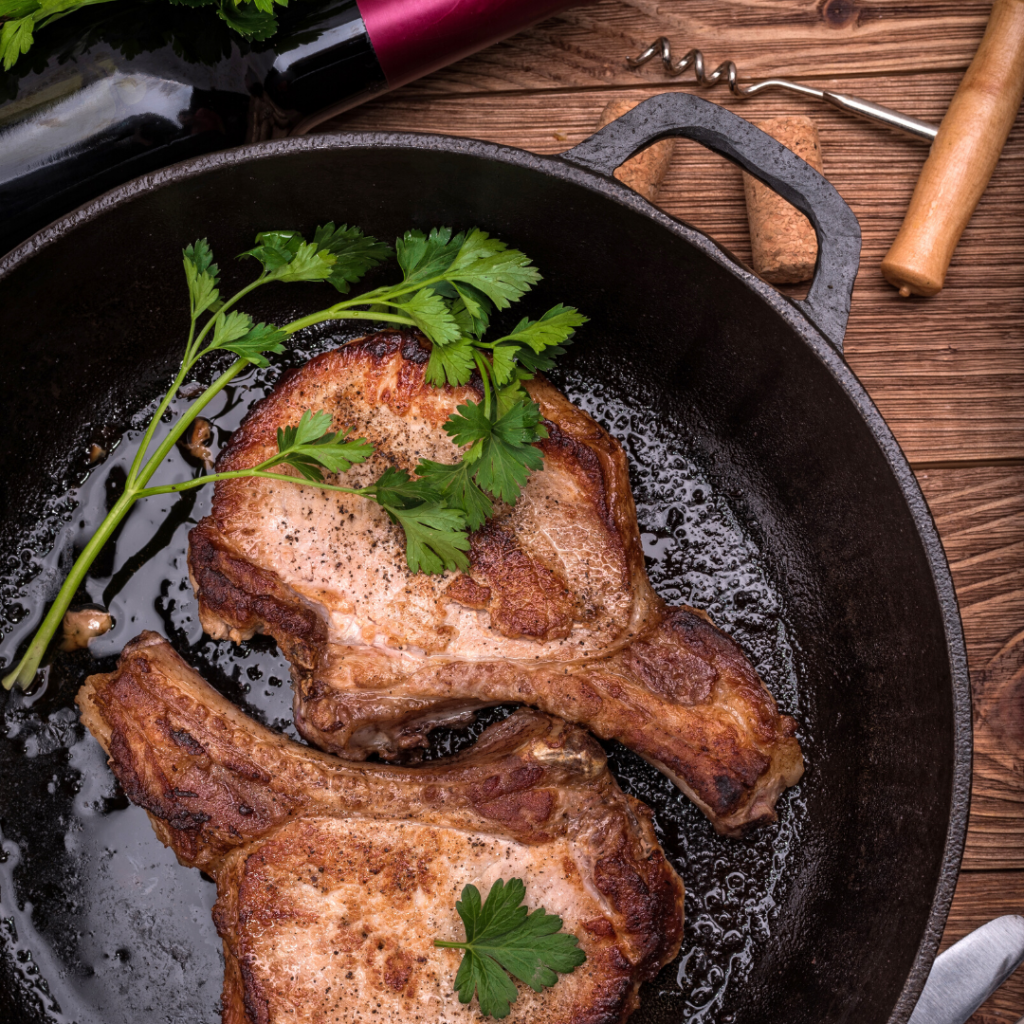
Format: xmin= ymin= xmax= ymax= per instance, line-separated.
xmin=0 ymin=0 xmax=576 ymax=257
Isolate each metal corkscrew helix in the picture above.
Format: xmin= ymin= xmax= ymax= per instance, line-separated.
xmin=627 ymin=37 xmax=938 ymax=143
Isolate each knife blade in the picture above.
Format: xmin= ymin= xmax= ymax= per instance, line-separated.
xmin=909 ymin=916 xmax=1024 ymax=1024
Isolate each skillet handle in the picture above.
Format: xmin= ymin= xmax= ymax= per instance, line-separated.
xmin=561 ymin=92 xmax=861 ymax=354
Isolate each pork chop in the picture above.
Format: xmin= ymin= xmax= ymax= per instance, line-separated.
xmin=188 ymin=331 xmax=804 ymax=836
xmin=77 ymin=632 xmax=684 ymax=1024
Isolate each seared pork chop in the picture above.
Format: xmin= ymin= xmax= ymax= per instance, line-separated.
xmin=189 ymin=332 xmax=804 ymax=836
xmin=77 ymin=632 xmax=684 ymax=1024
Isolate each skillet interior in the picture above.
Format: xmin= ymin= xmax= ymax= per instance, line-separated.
xmin=0 ymin=140 xmax=968 ymax=1024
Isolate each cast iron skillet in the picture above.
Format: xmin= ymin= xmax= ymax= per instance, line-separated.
xmin=0 ymin=94 xmax=970 ymax=1023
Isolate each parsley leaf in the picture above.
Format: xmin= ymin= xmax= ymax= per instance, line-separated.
xmin=452 ymin=284 xmax=492 ymax=338
xmin=203 ymin=314 xmax=286 ymax=367
xmin=489 ymin=344 xmax=519 ymax=389
xmin=415 ymin=457 xmax=494 ymax=531
xmin=213 ymin=322 xmax=287 ymax=367
xmin=241 ymin=232 xmax=335 ymax=282
xmin=395 ymin=227 xmax=465 ymax=287
xmin=208 ymin=309 xmax=252 ymax=347
xmin=497 ymin=304 xmax=588 ymax=354
xmin=395 ymin=288 xmax=462 ymax=347
xmin=445 ymin=399 xmax=547 ymax=505
xmin=271 ymin=240 xmax=336 ymax=283
xmin=266 ymin=410 xmax=373 ymax=481
xmin=435 ymin=878 xmax=586 ymax=1019
xmin=240 ymin=230 xmax=303 ymax=271
xmin=1 ymin=15 xmax=33 ymax=72
xmin=183 ymin=238 xmax=221 ymax=318
xmin=495 ymin=381 xmax=530 ymax=419
xmin=365 ymin=467 xmax=470 ymax=574
xmin=311 ymin=222 xmax=392 ymax=293
xmin=425 ymin=336 xmax=475 ymax=388
xmin=392 ymin=227 xmax=538 ymax=327
xmin=386 ymin=501 xmax=471 ymax=575
xmin=446 ymin=229 xmax=541 ymax=310
xmin=490 ymin=304 xmax=587 ymax=385
xmin=215 ymin=0 xmax=278 ymax=39
xmin=241 ymin=226 xmax=391 ymax=289
xmin=369 ymin=465 xmax=441 ymax=509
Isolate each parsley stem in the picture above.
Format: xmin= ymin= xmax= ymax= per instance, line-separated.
xmin=124 ymin=362 xmax=191 ymax=488
xmin=2 ymin=489 xmax=134 ymax=691
xmin=126 ymin=277 xmax=267 ymax=489
xmin=473 ymin=350 xmax=493 ymax=419
xmin=136 ymin=470 xmax=367 ymax=499
xmin=283 ymin=309 xmax=417 ymax=335
xmin=32 ymin=0 xmax=119 ymax=37
xmin=282 ymin=268 xmax=474 ymax=335
xmin=133 ymin=359 xmax=248 ymax=491
xmin=189 ymin=275 xmax=270 ymax=365
xmin=2 ymin=357 xmax=250 ymax=691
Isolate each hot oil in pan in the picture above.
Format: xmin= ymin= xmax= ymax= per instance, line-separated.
xmin=0 ymin=349 xmax=806 ymax=1024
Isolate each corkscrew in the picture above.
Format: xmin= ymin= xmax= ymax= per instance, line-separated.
xmin=626 ymin=38 xmax=938 ymax=143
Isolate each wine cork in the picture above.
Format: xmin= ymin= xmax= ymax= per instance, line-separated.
xmin=599 ymin=99 xmax=676 ymax=202
xmin=743 ymin=116 xmax=823 ymax=284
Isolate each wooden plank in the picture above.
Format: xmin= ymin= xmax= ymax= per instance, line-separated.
xmin=324 ymin=75 xmax=1024 ymax=464
xmin=397 ymin=0 xmax=992 ymax=96
xmin=942 ymin=872 xmax=1024 ymax=1023
xmin=918 ymin=467 xmax=1024 ymax=872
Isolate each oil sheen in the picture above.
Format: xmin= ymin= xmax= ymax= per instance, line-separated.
xmin=0 ymin=341 xmax=807 ymax=1024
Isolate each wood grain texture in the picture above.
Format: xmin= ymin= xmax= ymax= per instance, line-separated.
xmin=919 ymin=466 xmax=1024 ymax=872
xmin=396 ymin=0 xmax=993 ymax=95
xmin=325 ymin=74 xmax=1024 ymax=463
xmin=942 ymin=872 xmax=1024 ymax=1023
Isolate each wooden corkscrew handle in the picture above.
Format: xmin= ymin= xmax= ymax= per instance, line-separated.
xmin=881 ymin=0 xmax=1024 ymax=297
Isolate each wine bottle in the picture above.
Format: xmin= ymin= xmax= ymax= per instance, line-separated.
xmin=0 ymin=0 xmax=578 ymax=257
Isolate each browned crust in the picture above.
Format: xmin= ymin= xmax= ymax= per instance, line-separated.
xmin=527 ymin=377 xmax=650 ymax=604
xmin=292 ymin=605 xmax=804 ymax=837
xmin=465 ymin=523 xmax=576 ymax=641
xmin=191 ymin=331 xmax=648 ymax=650
xmin=189 ymin=522 xmax=326 ymax=668
xmin=187 ymin=331 xmax=802 ymax=836
xmin=215 ymin=816 xmax=671 ymax=1024
xmin=76 ymin=632 xmax=684 ymax=1000
xmin=214 ymin=331 xmax=474 ymax=476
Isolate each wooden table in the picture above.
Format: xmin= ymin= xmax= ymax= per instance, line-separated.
xmin=325 ymin=2 xmax=1024 ymax=1019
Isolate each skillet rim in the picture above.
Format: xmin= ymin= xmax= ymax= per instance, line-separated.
xmin=0 ymin=128 xmax=971 ymax=1024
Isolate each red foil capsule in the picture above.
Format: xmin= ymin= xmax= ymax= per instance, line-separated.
xmin=359 ymin=0 xmax=582 ymax=89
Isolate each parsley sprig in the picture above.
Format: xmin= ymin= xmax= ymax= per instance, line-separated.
xmin=0 ymin=0 xmax=285 ymax=72
xmin=3 ymin=223 xmax=584 ymax=691
xmin=434 ymin=878 xmax=586 ymax=1019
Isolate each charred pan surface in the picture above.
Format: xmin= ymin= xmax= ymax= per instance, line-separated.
xmin=77 ymin=632 xmax=684 ymax=1024
xmin=188 ymin=332 xmax=804 ymax=836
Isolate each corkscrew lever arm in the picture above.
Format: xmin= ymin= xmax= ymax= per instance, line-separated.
xmin=627 ymin=38 xmax=939 ymax=143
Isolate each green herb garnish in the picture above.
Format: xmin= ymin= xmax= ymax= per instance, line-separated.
xmin=434 ymin=878 xmax=586 ymax=1019
xmin=2 ymin=223 xmax=584 ymax=691
xmin=0 ymin=0 xmax=284 ymax=72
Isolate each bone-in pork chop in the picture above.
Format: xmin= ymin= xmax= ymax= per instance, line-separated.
xmin=188 ymin=332 xmax=804 ymax=836
xmin=77 ymin=632 xmax=684 ymax=1024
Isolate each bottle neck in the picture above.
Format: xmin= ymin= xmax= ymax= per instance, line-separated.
xmin=359 ymin=0 xmax=579 ymax=89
